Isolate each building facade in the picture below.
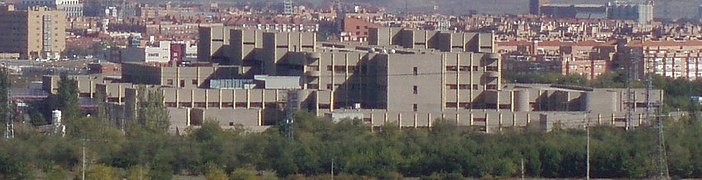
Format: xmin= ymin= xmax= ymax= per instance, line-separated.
xmin=0 ymin=5 xmax=66 ymax=59
xmin=41 ymin=27 xmax=666 ymax=134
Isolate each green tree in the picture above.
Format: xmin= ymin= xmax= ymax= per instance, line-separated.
xmin=230 ymin=168 xmax=257 ymax=180
xmin=205 ymin=163 xmax=228 ymax=180
xmin=86 ymin=164 xmax=120 ymax=180
xmin=51 ymin=74 xmax=80 ymax=122
xmin=126 ymin=164 xmax=149 ymax=180
xmin=134 ymin=86 xmax=170 ymax=132
xmin=0 ymin=68 xmax=10 ymax=127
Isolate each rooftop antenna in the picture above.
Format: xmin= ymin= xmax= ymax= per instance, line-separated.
xmin=404 ymin=0 xmax=408 ymax=15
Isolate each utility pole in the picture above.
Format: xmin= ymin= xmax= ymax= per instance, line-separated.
xmin=82 ymin=139 xmax=86 ymax=180
xmin=520 ymin=158 xmax=525 ymax=180
xmin=626 ymin=48 xmax=641 ymax=130
xmin=586 ymin=123 xmax=590 ymax=180
xmin=585 ymin=113 xmax=590 ymax=180
xmin=5 ymin=72 xmax=13 ymax=140
xmin=656 ymin=115 xmax=670 ymax=179
xmin=331 ymin=158 xmax=334 ymax=180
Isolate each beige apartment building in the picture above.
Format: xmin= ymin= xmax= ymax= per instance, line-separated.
xmin=0 ymin=5 xmax=66 ymax=59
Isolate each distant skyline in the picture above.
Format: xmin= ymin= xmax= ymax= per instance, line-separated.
xmin=293 ymin=0 xmax=702 ymax=19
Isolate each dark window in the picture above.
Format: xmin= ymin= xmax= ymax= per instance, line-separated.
xmin=180 ymin=80 xmax=185 ymax=87
xmin=192 ymin=79 xmax=198 ymax=85
xmin=166 ymin=79 xmax=173 ymax=85
xmin=229 ymin=122 xmax=234 ymax=126
xmin=307 ymin=84 xmax=319 ymax=89
xmin=447 ymin=84 xmax=458 ymax=90
xmin=319 ymin=104 xmax=331 ymax=109
xmin=459 ymin=66 xmax=470 ymax=71
xmin=499 ymin=104 xmax=511 ymax=109
xmin=334 ymin=65 xmax=346 ymax=73
xmin=446 ymin=102 xmax=458 ymax=108
xmin=250 ymin=102 xmax=263 ymax=108
xmin=235 ymin=102 xmax=247 ymax=108
xmin=413 ymin=104 xmax=418 ymax=112
xmin=460 ymin=102 xmax=472 ymax=109
xmin=473 ymin=66 xmax=479 ymax=71
xmin=413 ymin=67 xmax=418 ymax=75
xmin=413 ymin=86 xmax=418 ymax=94
xmin=446 ymin=66 xmax=458 ymax=71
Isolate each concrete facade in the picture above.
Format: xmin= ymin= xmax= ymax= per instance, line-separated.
xmin=40 ymin=27 xmax=668 ymax=134
xmin=368 ymin=27 xmax=495 ymax=53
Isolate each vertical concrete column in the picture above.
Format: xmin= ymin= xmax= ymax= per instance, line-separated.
xmin=485 ymin=113 xmax=490 ymax=133
xmin=413 ymin=113 xmax=418 ymax=128
xmin=398 ymin=113 xmax=402 ymax=128
xmin=456 ymin=114 xmax=460 ymax=126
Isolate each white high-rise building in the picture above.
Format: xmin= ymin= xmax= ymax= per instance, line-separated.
xmin=606 ymin=1 xmax=654 ymax=26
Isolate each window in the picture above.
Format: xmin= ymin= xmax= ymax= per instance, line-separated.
xmin=473 ymin=66 xmax=479 ymax=71
xmin=413 ymin=86 xmax=418 ymax=94
xmin=166 ymin=79 xmax=173 ymax=85
xmin=327 ymin=84 xmax=333 ymax=90
xmin=413 ymin=104 xmax=418 ymax=112
xmin=446 ymin=66 xmax=458 ymax=71
xmin=319 ymin=104 xmax=331 ymax=109
xmin=229 ymin=122 xmax=234 ymax=126
xmin=180 ymin=80 xmax=185 ymax=87
xmin=356 ymin=26 xmax=360 ymax=29
xmin=413 ymin=67 xmax=418 ymax=75
xmin=459 ymin=66 xmax=471 ymax=71
xmin=460 ymin=102 xmax=471 ymax=109
xmin=235 ymin=102 xmax=247 ymax=108
xmin=446 ymin=102 xmax=458 ymax=108
xmin=499 ymin=104 xmax=511 ymax=109
xmin=486 ymin=66 xmax=499 ymax=71
xmin=473 ymin=84 xmax=479 ymax=90
xmin=486 ymin=84 xmax=497 ymax=90
xmin=447 ymin=84 xmax=458 ymax=89
xmin=250 ymin=102 xmax=263 ymax=108
xmin=192 ymin=79 xmax=198 ymax=85
xmin=327 ymin=65 xmax=333 ymax=71
xmin=334 ymin=65 xmax=346 ymax=73
xmin=458 ymin=84 xmax=470 ymax=89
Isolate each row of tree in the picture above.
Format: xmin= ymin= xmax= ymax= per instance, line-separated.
xmin=0 ymin=69 xmax=700 ymax=179
xmin=2 ymin=111 xmax=702 ymax=179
